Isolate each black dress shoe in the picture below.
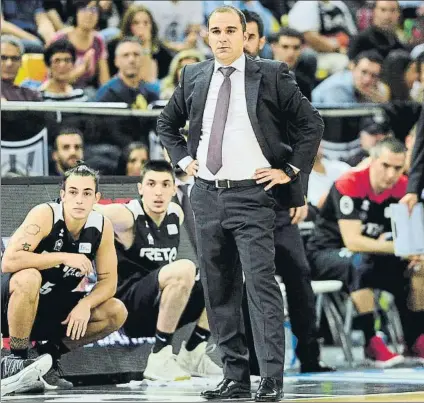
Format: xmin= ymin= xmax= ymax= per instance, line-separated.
xmin=300 ymin=361 xmax=336 ymax=373
xmin=254 ymin=377 xmax=283 ymax=402
xmin=201 ymin=378 xmax=251 ymax=400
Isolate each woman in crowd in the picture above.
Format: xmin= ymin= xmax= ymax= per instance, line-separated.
xmin=116 ymin=142 xmax=150 ymax=176
xmin=108 ymin=4 xmax=173 ymax=87
xmin=51 ymin=0 xmax=110 ymax=93
xmin=160 ymin=49 xmax=205 ymax=100
xmin=381 ymin=49 xmax=419 ymax=101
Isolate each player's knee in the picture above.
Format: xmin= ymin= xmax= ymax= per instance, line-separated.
xmin=106 ymin=299 xmax=128 ymax=331
xmin=10 ymin=269 xmax=42 ymax=301
xmin=176 ymin=260 xmax=196 ymax=290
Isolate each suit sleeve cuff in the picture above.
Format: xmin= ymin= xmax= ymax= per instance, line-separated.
xmin=178 ymin=156 xmax=193 ymax=171
xmin=288 ymin=164 xmax=300 ymax=173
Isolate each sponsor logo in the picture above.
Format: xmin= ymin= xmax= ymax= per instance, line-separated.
xmin=79 ymin=243 xmax=92 ymax=254
xmin=140 ymin=247 xmax=177 ymax=263
xmin=167 ymin=224 xmax=178 ymax=235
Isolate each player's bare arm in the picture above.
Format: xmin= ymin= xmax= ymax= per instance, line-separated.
xmin=94 ymin=203 xmax=135 ymax=242
xmin=81 ymin=217 xmax=118 ymax=309
xmin=171 ymin=202 xmax=185 ymax=226
xmin=338 ymin=219 xmax=394 ymax=254
xmin=2 ymin=204 xmax=93 ymax=274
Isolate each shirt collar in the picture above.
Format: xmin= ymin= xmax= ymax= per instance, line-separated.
xmin=214 ymin=53 xmax=245 ymax=73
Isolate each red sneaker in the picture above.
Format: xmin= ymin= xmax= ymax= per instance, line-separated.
xmin=411 ymin=334 xmax=424 ymax=364
xmin=365 ymin=335 xmax=404 ymax=368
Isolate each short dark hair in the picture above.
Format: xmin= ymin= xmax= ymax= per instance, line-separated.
xmin=70 ymin=0 xmax=99 ymax=27
xmin=372 ymin=136 xmax=407 ymax=158
xmin=241 ymin=10 xmax=264 ymax=38
xmin=353 ymin=50 xmax=384 ymax=66
xmin=140 ymin=160 xmax=175 ymax=183
xmin=54 ymin=127 xmax=84 ymax=151
xmin=207 ymin=5 xmax=246 ymax=32
xmin=62 ymin=160 xmax=99 ymax=192
xmin=44 ymin=38 xmax=76 ymax=67
xmin=372 ymin=0 xmax=400 ymax=10
xmin=273 ymin=27 xmax=304 ymax=44
xmin=115 ymin=36 xmax=143 ymax=57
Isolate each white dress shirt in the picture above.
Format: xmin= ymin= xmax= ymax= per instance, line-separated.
xmin=180 ymin=54 xmax=271 ymax=180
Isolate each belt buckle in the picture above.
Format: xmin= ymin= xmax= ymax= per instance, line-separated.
xmin=215 ymin=179 xmax=231 ymax=189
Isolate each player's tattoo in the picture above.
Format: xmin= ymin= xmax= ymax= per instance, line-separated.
xmin=10 ymin=336 xmax=29 ymax=350
xmin=22 ymin=242 xmax=31 ymax=251
xmin=24 ymin=224 xmax=40 ymax=236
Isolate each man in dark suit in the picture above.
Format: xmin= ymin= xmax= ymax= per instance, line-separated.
xmin=400 ymin=104 xmax=424 ymax=211
xmin=157 ymin=5 xmax=324 ymax=401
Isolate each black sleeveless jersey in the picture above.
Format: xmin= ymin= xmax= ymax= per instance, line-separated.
xmin=34 ymin=202 xmax=104 ymax=296
xmin=116 ymin=199 xmax=181 ymax=293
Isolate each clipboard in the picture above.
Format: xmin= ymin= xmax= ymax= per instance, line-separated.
xmin=390 ymin=202 xmax=424 ymax=257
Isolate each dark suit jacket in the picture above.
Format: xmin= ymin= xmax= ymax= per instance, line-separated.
xmin=157 ymin=55 xmax=324 ymax=208
xmin=407 ymin=103 xmax=424 ymax=195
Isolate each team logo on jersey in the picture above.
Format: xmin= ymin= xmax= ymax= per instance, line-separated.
xmin=167 ymin=224 xmax=178 ymax=235
xmin=361 ymin=200 xmax=370 ymax=211
xmin=53 ymin=239 xmax=63 ymax=251
xmin=340 ymin=196 xmax=354 ymax=215
xmin=147 ymin=233 xmax=154 ymax=245
xmin=78 ymin=243 xmax=92 ymax=253
xmin=59 ymin=229 xmax=64 ymax=237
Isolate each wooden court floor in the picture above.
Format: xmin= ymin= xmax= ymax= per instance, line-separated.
xmin=3 ymin=368 xmax=423 ymax=402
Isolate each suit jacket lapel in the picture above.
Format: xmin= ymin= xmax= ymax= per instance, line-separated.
xmin=189 ymin=61 xmax=214 ymax=156
xmin=244 ymin=57 xmax=268 ymax=154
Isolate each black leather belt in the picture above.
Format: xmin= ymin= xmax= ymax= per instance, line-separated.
xmin=196 ymin=177 xmax=257 ymax=189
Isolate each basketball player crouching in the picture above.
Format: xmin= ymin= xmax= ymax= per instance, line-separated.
xmin=95 ymin=161 xmax=222 ymax=381
xmin=1 ymin=163 xmax=128 ymax=395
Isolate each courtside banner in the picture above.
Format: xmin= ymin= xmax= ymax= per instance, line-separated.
xmin=1 ymin=128 xmax=49 ymax=177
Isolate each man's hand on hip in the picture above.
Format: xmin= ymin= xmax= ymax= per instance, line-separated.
xmin=186 ymin=160 xmax=199 ymax=177
xmin=290 ymin=203 xmax=308 ymax=225
xmin=254 ymin=168 xmax=291 ymax=191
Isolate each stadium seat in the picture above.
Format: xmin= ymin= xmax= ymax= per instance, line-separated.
xmin=14 ymin=53 xmax=47 ymax=85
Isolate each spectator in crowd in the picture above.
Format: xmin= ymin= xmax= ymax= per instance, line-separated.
xmin=242 ymin=10 xmax=266 ymax=61
xmin=95 ymin=36 xmax=158 ymax=107
xmin=135 ymin=0 xmax=206 ymax=54
xmin=348 ymin=1 xmax=405 ymax=60
xmin=50 ymin=127 xmax=84 ymax=176
xmin=411 ymin=52 xmax=424 ymax=102
xmin=381 ymin=49 xmax=419 ymax=101
xmin=51 ymin=0 xmax=110 ymax=93
xmin=269 ymin=28 xmax=315 ymax=101
xmin=306 ymin=137 xmax=424 ymax=367
xmin=346 ymin=116 xmax=393 ymax=167
xmin=307 ymin=143 xmax=351 ymax=209
xmin=312 ymin=50 xmax=389 ymax=104
xmin=160 ymin=49 xmax=205 ymax=100
xmin=96 ymin=0 xmax=123 ymax=42
xmin=40 ymin=38 xmax=88 ymax=102
xmin=109 ymin=4 xmax=173 ymax=82
xmin=116 ymin=142 xmax=150 ymax=176
xmin=0 ymin=36 xmax=42 ymax=102
xmin=95 ymin=37 xmax=158 ymax=148
xmin=1 ymin=0 xmax=56 ymax=51
xmin=288 ymin=0 xmax=358 ymax=74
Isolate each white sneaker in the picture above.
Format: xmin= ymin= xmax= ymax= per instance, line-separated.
xmin=177 ymin=341 xmax=223 ymax=377
xmin=143 ymin=345 xmax=191 ymax=381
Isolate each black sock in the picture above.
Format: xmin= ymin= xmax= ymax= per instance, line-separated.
xmin=36 ymin=340 xmax=70 ymax=362
xmin=153 ymin=330 xmax=173 ymax=353
xmin=11 ymin=348 xmax=28 ymax=359
xmin=10 ymin=336 xmax=29 ymax=359
xmin=357 ymin=313 xmax=376 ymax=346
xmin=186 ymin=326 xmax=211 ymax=352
